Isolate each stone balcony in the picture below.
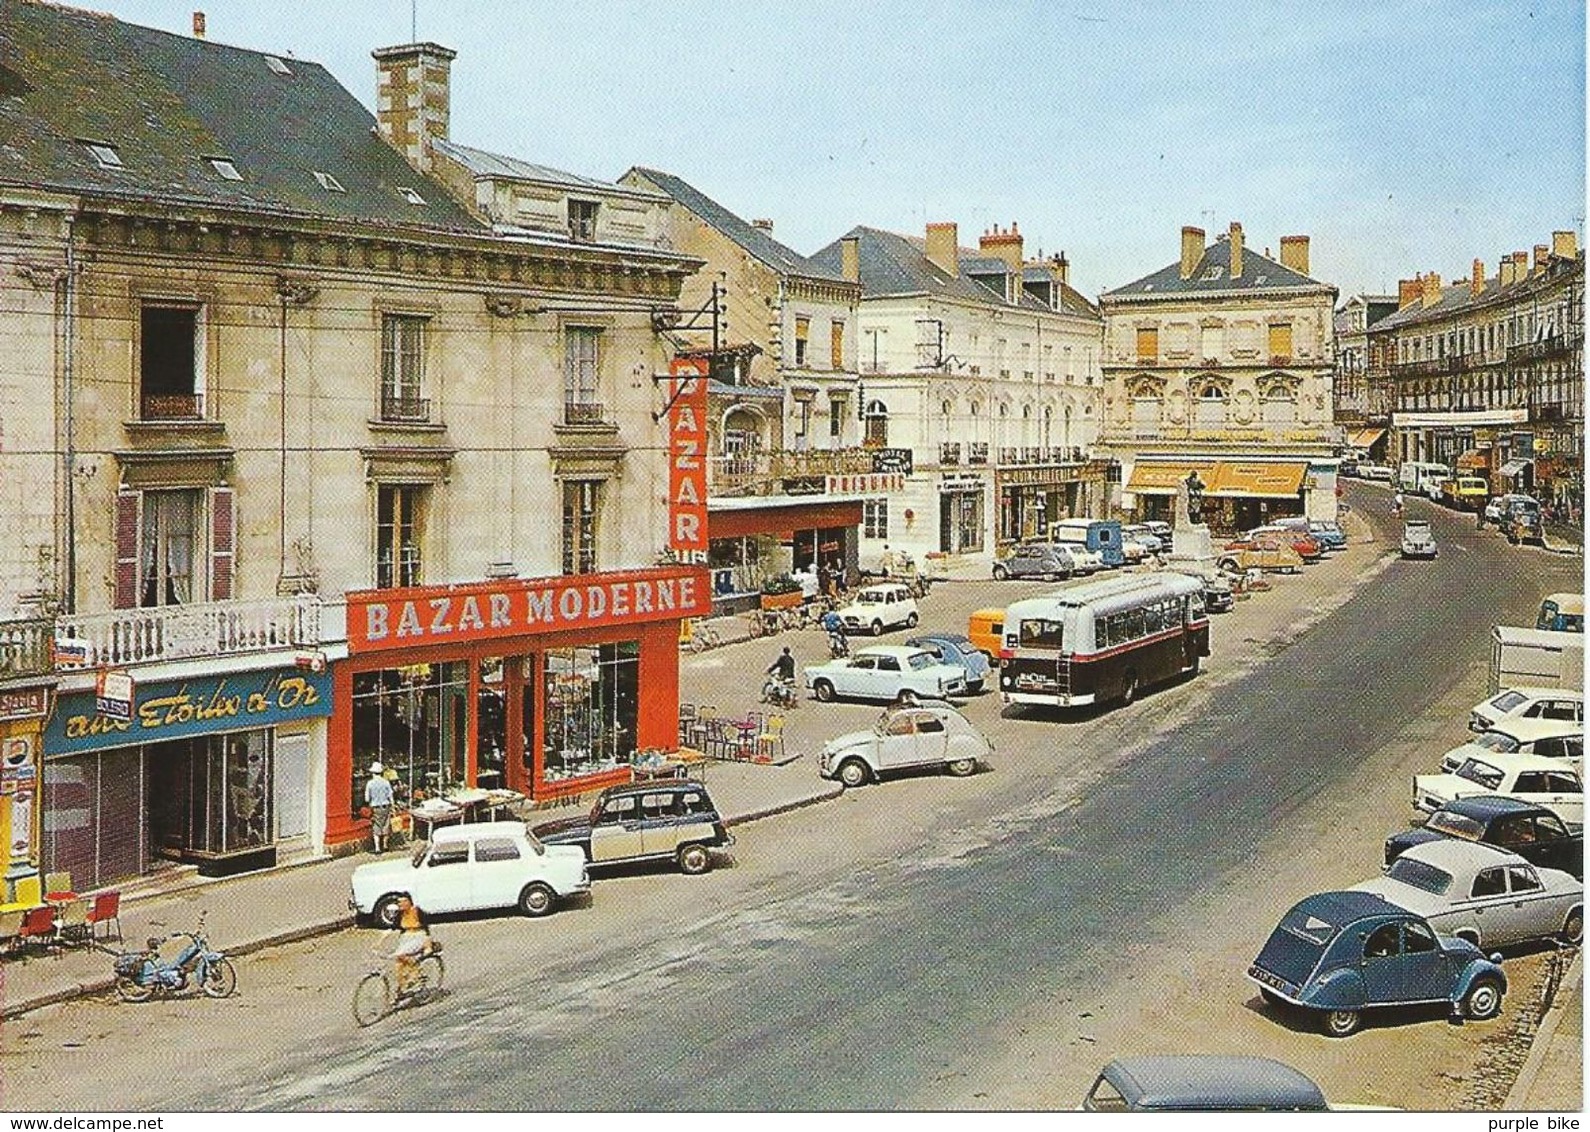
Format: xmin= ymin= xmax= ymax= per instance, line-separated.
xmin=0 ymin=618 xmax=54 ymax=680
xmin=55 ymin=595 xmax=328 ymax=669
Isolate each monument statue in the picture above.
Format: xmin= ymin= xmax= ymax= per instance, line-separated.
xmin=1184 ymin=470 xmax=1206 ymax=526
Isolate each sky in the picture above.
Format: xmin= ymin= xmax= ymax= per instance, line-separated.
xmin=89 ymin=0 xmax=1586 ymax=300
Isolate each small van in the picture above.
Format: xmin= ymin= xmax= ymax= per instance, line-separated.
xmin=1050 ymin=518 xmax=1125 ymax=568
xmin=1539 ymin=593 xmax=1585 ymax=633
xmin=967 ymin=608 xmax=1004 ymax=663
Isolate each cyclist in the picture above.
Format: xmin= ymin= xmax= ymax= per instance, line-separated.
xmin=385 ymin=892 xmax=432 ymax=997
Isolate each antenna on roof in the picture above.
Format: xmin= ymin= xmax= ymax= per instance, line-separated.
xmin=411 ymin=0 xmax=417 ymax=41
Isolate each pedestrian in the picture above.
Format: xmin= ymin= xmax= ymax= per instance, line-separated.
xmin=365 ymin=760 xmax=394 ymax=854
xmin=1476 ymin=506 xmax=1486 ymax=530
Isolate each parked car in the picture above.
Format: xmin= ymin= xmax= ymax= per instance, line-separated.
xmin=1216 ymin=536 xmax=1305 ymax=574
xmin=1485 ymin=492 xmax=1538 ymax=524
xmin=1245 ymin=525 xmax=1323 ymax=561
xmin=804 ymin=644 xmax=966 ymax=704
xmin=993 ymin=542 xmax=1075 ymax=581
xmin=1202 ymin=573 xmax=1234 ymax=613
xmin=1121 ymin=524 xmax=1165 ymax=556
xmin=1119 ymin=534 xmax=1151 ymax=564
xmin=531 ymin=780 xmax=733 ymax=875
xmin=1142 ymin=520 xmax=1174 ymax=549
xmin=1439 ymin=718 xmax=1583 ymax=774
xmin=1385 ymin=795 xmax=1584 ymax=879
xmin=817 ymin=703 xmax=991 ymax=788
xmin=1440 ymin=476 xmax=1490 ymax=511
xmin=1338 ymin=455 xmax=1360 ymax=477
xmin=1248 ymin=890 xmax=1507 ymax=1037
xmin=1357 ymin=463 xmax=1394 ymax=481
xmin=1472 ymin=687 xmax=1586 ymax=733
xmin=1271 ymin=515 xmax=1347 ymax=552
xmin=904 ymin=632 xmax=992 ymax=693
xmin=1352 ymin=839 xmax=1583 ymax=949
xmin=1538 ymin=592 xmax=1585 ymax=633
xmin=350 ymin=821 xmax=590 ymax=924
xmin=1414 ymin=751 xmax=1584 ymax=831
xmin=1488 ymin=493 xmax=1544 ymax=544
xmin=1057 ymin=544 xmax=1106 ymax=574
xmin=835 ymin=582 xmax=920 ymax=636
xmin=1081 ymin=1056 xmax=1330 ymax=1112
xmin=1400 ymin=518 xmax=1437 ymax=559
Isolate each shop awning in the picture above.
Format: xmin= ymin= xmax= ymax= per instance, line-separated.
xmin=707 ymin=497 xmax=864 ymax=539
xmin=1347 ymin=427 xmax=1386 ymax=449
xmin=1207 ymin=462 xmax=1308 ymax=498
xmin=1500 ymin=458 xmax=1532 ymax=477
xmin=1125 ymin=461 xmax=1218 ymax=495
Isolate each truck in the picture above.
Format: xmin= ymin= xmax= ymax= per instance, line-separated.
xmin=1439 ymin=476 xmax=1489 ymax=512
xmin=1489 ymin=625 xmax=1585 ymax=695
xmin=1399 ymin=461 xmax=1450 ymax=498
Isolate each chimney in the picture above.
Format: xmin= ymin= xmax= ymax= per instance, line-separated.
xmin=1050 ymin=251 xmax=1070 ymax=286
xmin=1421 ymin=272 xmax=1442 ymax=307
xmin=751 ymin=218 xmax=774 ymax=232
xmin=1471 ymin=258 xmax=1485 ymax=297
xmin=1553 ymin=230 xmax=1578 ymax=259
xmin=925 ymin=222 xmax=959 ymax=277
xmin=1512 ymin=250 xmax=1529 ymax=282
xmin=1179 ymin=226 xmax=1205 ymax=279
xmin=1499 ymin=257 xmax=1515 ymax=288
xmin=372 ymin=42 xmax=458 ymax=175
xmin=1398 ymin=277 xmax=1422 ymax=309
xmin=978 ymin=222 xmax=1024 ymax=271
xmin=1228 ymin=221 xmax=1244 ymax=279
xmin=192 ymin=11 xmax=206 ymax=38
xmin=1533 ymin=244 xmax=1550 ymax=275
xmin=840 ymin=236 xmax=860 ymax=284
xmin=1279 ymin=235 xmax=1310 ymax=275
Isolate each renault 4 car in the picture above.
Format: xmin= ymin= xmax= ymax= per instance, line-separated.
xmin=835 ymin=583 xmax=920 ymax=636
xmin=531 ymin=780 xmax=733 ymax=875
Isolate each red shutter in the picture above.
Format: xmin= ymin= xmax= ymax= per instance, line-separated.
xmin=211 ymin=487 xmax=234 ymax=601
xmin=114 ymin=489 xmax=140 ymax=609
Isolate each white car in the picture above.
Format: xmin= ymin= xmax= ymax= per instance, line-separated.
xmin=1352 ymin=839 xmax=1583 ymax=950
xmin=1414 ymin=751 xmax=1584 ymax=831
xmin=818 ymin=703 xmax=993 ymax=787
xmin=804 ymin=644 xmax=966 ymax=704
xmin=349 ymin=821 xmax=590 ymax=924
xmin=1400 ymin=519 xmax=1437 ymax=559
xmin=1058 ymin=545 xmax=1106 ymax=575
xmin=835 ymin=583 xmax=920 ymax=636
xmin=1471 ymin=687 xmax=1585 ymax=733
xmin=1439 ymin=717 xmax=1584 ymax=774
xmin=1357 ymin=463 xmax=1394 ymax=481
xmin=1119 ymin=536 xmax=1149 ymax=564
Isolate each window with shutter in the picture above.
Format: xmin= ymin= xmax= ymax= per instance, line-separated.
xmin=114 ymin=490 xmax=140 ymax=609
xmin=139 ymin=489 xmax=202 ymax=607
xmin=211 ymin=487 xmax=235 ymax=600
xmin=1135 ymin=327 xmax=1158 ymax=362
xmin=794 ymin=317 xmax=810 ymax=368
xmin=1268 ymin=323 xmax=1293 ymax=361
xmin=830 ymin=320 xmax=844 ymax=369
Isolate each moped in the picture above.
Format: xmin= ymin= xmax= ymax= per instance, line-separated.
xmin=112 ymin=912 xmax=236 ymax=1002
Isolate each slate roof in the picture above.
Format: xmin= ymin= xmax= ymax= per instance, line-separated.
xmin=435 ymin=139 xmax=667 ymax=200
xmin=1102 ymin=234 xmax=1329 ymax=299
xmin=625 ymin=166 xmax=847 ymax=283
xmin=0 ymin=0 xmax=483 ymax=233
xmin=1369 ymin=260 xmax=1583 ymax=333
xmin=808 ymin=226 xmax=1099 ymax=319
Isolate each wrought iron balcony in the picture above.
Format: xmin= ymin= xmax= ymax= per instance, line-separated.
xmin=139 ymin=391 xmax=204 ymax=420
xmin=1510 ymin=334 xmax=1580 ymax=364
xmin=940 ymin=442 xmax=961 ymax=465
xmin=380 ymin=394 xmax=432 ymax=423
xmin=968 ymin=442 xmax=989 ymax=464
xmin=561 ymin=401 xmax=609 ymax=426
xmin=55 ymin=596 xmax=325 ymax=669
xmin=0 ymin=618 xmax=54 ymax=679
xmin=1021 ymin=446 xmax=1042 ymax=463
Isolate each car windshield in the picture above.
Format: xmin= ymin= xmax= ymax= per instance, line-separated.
xmin=1385 ymin=857 xmax=1453 ymax=894
xmin=906 ymin=652 xmax=937 ymax=671
xmin=1492 ymin=691 xmax=1528 ymax=713
xmin=1405 ymin=521 xmax=1430 ymax=535
xmin=1456 ymin=759 xmax=1506 ymax=790
xmin=1427 ymin=810 xmax=1487 ymax=841
xmin=1474 ymin=731 xmax=1521 ymax=753
xmin=855 ymin=592 xmax=885 ymax=605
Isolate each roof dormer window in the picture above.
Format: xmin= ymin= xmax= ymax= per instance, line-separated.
xmin=208 ymin=157 xmax=242 ymax=181
xmin=313 ymin=171 xmax=346 ymax=193
xmin=1201 ymin=266 xmax=1225 ymax=281
xmin=264 ymin=55 xmax=292 ymax=76
xmin=568 ymin=199 xmax=598 ymax=242
xmin=84 ymin=141 xmax=123 ymax=169
xmin=398 ymin=186 xmax=427 ymax=206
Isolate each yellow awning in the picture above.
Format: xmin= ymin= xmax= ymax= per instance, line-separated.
xmin=1208 ymin=461 xmax=1308 ymax=498
xmin=1125 ymin=461 xmax=1218 ymax=495
xmin=1348 ymin=427 xmax=1386 ymax=449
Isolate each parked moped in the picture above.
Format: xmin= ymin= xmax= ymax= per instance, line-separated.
xmin=112 ymin=912 xmax=236 ymax=1002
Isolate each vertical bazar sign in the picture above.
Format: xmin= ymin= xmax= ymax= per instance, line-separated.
xmin=668 ymin=357 xmax=709 ymax=558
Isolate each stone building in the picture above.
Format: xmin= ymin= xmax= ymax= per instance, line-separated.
xmin=1333 ymin=293 xmax=1398 ymax=463
xmin=1098 ymin=223 xmax=1339 ymax=532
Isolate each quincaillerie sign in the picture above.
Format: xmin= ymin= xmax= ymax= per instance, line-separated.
xmin=44 ymin=668 xmax=333 ymax=756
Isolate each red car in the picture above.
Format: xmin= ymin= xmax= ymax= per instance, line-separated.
xmin=1238 ymin=526 xmax=1322 ymax=561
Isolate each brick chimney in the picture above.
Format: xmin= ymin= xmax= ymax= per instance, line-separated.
xmin=1279 ymin=235 xmax=1310 ymax=275
xmin=373 ymin=42 xmax=458 ymax=174
xmin=1512 ymin=250 xmax=1529 ymax=282
xmin=1050 ymin=252 xmax=1070 ymax=286
xmin=1228 ymin=221 xmax=1244 ymax=280
xmin=840 ymin=236 xmax=860 ymax=284
xmin=1553 ymin=230 xmax=1578 ymax=259
xmin=1533 ymin=244 xmax=1550 ymax=275
xmin=1500 ymin=257 xmax=1515 ymax=287
xmin=1421 ymin=272 xmax=1442 ymax=307
xmin=979 ymin=222 xmax=1024 ymax=271
xmin=1470 ymin=258 xmax=1485 ymax=297
xmin=1398 ymin=277 xmax=1422 ymax=309
xmin=1179 ymin=226 xmax=1205 ymax=279
xmin=751 ymin=218 xmax=774 ymax=232
xmin=925 ymin=222 xmax=959 ymax=277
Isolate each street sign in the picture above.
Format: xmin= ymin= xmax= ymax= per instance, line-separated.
xmin=95 ymin=670 xmax=135 ymax=722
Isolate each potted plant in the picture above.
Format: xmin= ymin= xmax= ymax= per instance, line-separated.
xmin=760 ymin=573 xmax=803 ymax=611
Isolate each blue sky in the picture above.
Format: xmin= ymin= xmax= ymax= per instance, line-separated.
xmin=96 ymin=1 xmax=1584 ymax=298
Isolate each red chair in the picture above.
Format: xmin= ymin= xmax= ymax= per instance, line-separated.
xmin=17 ymin=904 xmax=57 ymax=955
xmin=86 ymin=891 xmax=123 ymax=943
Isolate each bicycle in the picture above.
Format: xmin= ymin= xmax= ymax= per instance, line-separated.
xmin=686 ymin=621 xmax=721 ymax=653
xmin=353 ymin=940 xmax=445 ymax=1027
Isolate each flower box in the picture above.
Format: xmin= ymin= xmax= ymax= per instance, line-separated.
xmin=760 ymin=589 xmax=803 ymax=611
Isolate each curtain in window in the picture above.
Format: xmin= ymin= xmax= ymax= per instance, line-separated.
xmin=381 ymin=315 xmax=425 ymax=402
xmin=564 ymin=328 xmax=600 ymax=406
xmin=141 ymin=490 xmax=197 ymax=606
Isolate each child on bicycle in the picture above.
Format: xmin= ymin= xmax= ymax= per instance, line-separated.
xmin=385 ymin=892 xmax=432 ymax=997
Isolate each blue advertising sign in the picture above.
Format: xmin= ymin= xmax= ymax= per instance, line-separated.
xmin=45 ymin=668 xmax=333 ymax=756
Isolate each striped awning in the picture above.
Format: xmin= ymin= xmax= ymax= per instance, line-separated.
xmin=1125 ymin=461 xmax=1218 ymax=495
xmin=1207 ymin=462 xmax=1308 ymax=498
xmin=1500 ymin=458 xmax=1532 ymax=477
xmin=1347 ymin=427 xmax=1386 ymax=449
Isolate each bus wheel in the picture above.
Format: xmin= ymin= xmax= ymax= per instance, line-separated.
xmin=1120 ymin=671 xmax=1139 ymax=706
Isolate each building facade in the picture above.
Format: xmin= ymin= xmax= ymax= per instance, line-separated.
xmin=1098 ymin=223 xmax=1339 ymax=532
xmin=1333 ymin=293 xmax=1398 ymax=462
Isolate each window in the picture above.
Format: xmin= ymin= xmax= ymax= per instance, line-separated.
xmin=473 ymin=837 xmax=521 ymax=863
xmin=398 ymin=186 xmax=427 ymax=206
xmin=828 ymin=397 xmax=846 ymax=440
xmin=864 ymin=399 xmax=888 ymax=446
xmin=543 ymin=642 xmax=639 ymax=781
xmin=1268 ymin=323 xmax=1293 ymax=360
xmin=1471 ymin=868 xmax=1507 ymax=898
xmin=1194 ymin=383 xmax=1227 ymax=428
xmin=264 ymin=54 xmax=293 ymax=75
xmin=208 ymin=157 xmax=242 ymax=181
xmin=793 ymin=397 xmax=812 ymax=444
xmin=830 ymin=320 xmax=845 ymax=369
xmin=84 ymin=141 xmax=122 ymax=169
xmin=312 ymin=170 xmax=346 ymax=193
xmin=376 ymin=485 xmax=425 ymax=588
xmin=1404 ymin=920 xmax=1437 ymax=953
xmin=598 ymin=796 xmax=637 ymax=824
xmin=1508 ymin=865 xmax=1543 ymax=894
xmin=1262 ymin=384 xmax=1296 ymax=427
xmin=562 ymin=480 xmax=601 ymax=575
xmin=140 ymin=489 xmax=201 ymax=607
xmin=794 ymin=317 xmax=810 ymax=368
xmin=863 ymin=499 xmax=888 ymax=539
xmin=569 ymin=199 xmax=598 ymax=242
xmin=140 ymin=304 xmax=203 ymax=419
xmin=429 ymin=843 xmax=470 ymax=867
xmin=1363 ymin=923 xmax=1400 ymax=959
xmin=563 ymin=327 xmax=602 ymax=422
xmin=380 ymin=314 xmax=428 ymax=421
xmin=1135 ymin=327 xmax=1159 ymax=362
xmin=876 ymin=655 xmax=900 ymax=672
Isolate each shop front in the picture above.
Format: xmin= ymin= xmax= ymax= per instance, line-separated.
xmin=1125 ymin=459 xmax=1313 ymax=532
xmin=938 ymin=473 xmax=987 ymax=554
xmin=1 ymin=684 xmax=52 ymax=904
xmin=329 ymin=566 xmax=710 ymax=851
xmin=706 ymin=498 xmax=864 ymax=609
xmin=996 ymin=467 xmax=1087 ymax=543
xmin=40 ymin=666 xmax=333 ymax=885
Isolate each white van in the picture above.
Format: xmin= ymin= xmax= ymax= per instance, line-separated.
xmin=1398 ymin=461 xmax=1450 ymax=497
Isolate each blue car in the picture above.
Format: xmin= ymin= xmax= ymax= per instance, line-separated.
xmin=904 ymin=633 xmax=992 ymax=694
xmin=1248 ymin=891 xmax=1507 ymax=1037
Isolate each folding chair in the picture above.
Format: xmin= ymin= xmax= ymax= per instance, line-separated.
xmin=0 ymin=909 xmax=24 ymax=959
xmin=54 ymin=898 xmax=90 ymax=951
xmin=87 ymin=891 xmax=123 ymax=943
xmin=17 ymin=904 xmax=57 ymax=956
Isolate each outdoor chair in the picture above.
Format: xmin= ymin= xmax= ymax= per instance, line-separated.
xmin=17 ymin=904 xmax=57 ymax=956
xmin=756 ymin=714 xmax=787 ymax=763
xmin=86 ymin=891 xmax=123 ymax=943
xmin=43 ymin=871 xmax=72 ymax=896
xmin=53 ymin=898 xmax=90 ymax=950
xmin=0 ymin=908 xmax=24 ymax=959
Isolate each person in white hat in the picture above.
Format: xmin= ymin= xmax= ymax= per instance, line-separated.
xmin=365 ymin=761 xmax=395 ymax=853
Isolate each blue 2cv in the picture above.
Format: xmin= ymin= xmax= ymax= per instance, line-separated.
xmin=1248 ymin=891 xmax=1508 ymax=1037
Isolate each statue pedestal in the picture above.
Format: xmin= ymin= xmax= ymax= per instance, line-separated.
xmin=1164 ymin=523 xmax=1218 ymax=578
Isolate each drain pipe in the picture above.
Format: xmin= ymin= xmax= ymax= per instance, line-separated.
xmin=61 ymin=216 xmax=77 ymax=614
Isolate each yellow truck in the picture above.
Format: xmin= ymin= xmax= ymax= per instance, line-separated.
xmin=1439 ymin=476 xmax=1489 ymax=512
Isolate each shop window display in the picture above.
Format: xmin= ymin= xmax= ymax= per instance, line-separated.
xmin=476 ymin=656 xmax=508 ymax=790
xmin=148 ymin=730 xmax=272 ymax=857
xmin=351 ymin=661 xmax=468 ymax=813
xmin=542 ymin=642 xmax=638 ymax=783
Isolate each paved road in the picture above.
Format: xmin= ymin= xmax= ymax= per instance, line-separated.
xmin=4 ymin=487 xmax=1577 ymax=1110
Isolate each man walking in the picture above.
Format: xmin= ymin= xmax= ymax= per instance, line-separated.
xmin=365 ymin=761 xmax=394 ymax=854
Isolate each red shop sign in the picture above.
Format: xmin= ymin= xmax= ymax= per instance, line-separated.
xmin=347 ymin=567 xmax=711 ymax=653
xmin=667 ymin=357 xmax=709 ymax=555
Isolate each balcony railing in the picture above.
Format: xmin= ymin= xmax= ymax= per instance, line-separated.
xmin=55 ymin=596 xmax=324 ymax=669
xmin=1510 ymin=334 xmax=1580 ymax=364
xmin=380 ymin=394 xmax=432 ymax=423
xmin=0 ymin=618 xmax=53 ymax=679
xmin=561 ymin=401 xmax=608 ymax=426
xmin=940 ymin=442 xmax=961 ymax=465
xmin=968 ymin=442 xmax=989 ymax=464
xmin=139 ymin=391 xmax=204 ymax=420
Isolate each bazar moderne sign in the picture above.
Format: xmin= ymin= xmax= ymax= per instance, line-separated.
xmin=45 ymin=668 xmax=333 ymax=756
xmin=347 ymin=566 xmax=712 ymax=653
